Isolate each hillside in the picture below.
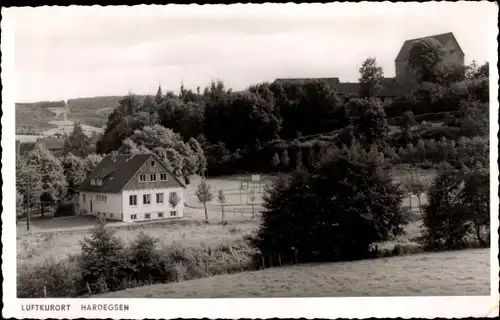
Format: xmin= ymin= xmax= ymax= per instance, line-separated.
xmin=15 ymin=102 xmax=65 ymax=134
xmin=97 ymin=249 xmax=490 ymax=298
xmin=16 ymin=95 xmax=149 ymax=132
xmin=66 ymin=95 xmax=148 ymax=127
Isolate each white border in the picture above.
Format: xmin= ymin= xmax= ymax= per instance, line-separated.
xmin=2 ymin=3 xmax=499 ymax=319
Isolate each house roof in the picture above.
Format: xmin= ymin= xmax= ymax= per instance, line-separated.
xmin=77 ymin=153 xmax=186 ymax=193
xmin=395 ymin=32 xmax=464 ymax=62
xmin=273 ymin=77 xmax=341 ymax=86
xmin=335 ymin=78 xmax=403 ymax=98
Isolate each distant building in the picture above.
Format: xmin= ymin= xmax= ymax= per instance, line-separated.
xmin=395 ymin=32 xmax=465 ymax=85
xmin=272 ymin=32 xmax=464 ymax=100
xmin=77 ymin=153 xmax=186 ymax=222
xmin=273 ymin=77 xmax=341 ymax=87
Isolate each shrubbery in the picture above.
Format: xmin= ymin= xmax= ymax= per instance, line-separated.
xmin=17 ymin=224 xmax=256 ymax=298
xmin=252 ymin=144 xmax=409 ymax=264
xmin=397 ymin=136 xmax=489 ymax=168
xmin=420 ymin=164 xmax=490 ymax=250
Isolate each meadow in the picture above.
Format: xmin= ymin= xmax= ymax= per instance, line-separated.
xmin=97 ymin=248 xmax=490 ymax=297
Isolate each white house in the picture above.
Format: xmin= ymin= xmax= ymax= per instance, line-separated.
xmin=77 ymin=153 xmax=186 ymax=222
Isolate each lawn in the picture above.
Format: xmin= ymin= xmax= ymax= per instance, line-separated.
xmin=96 ymin=248 xmax=490 ymax=298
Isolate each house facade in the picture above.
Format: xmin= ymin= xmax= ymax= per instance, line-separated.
xmin=77 ymin=153 xmax=186 ymax=222
xmin=395 ymin=32 xmax=465 ymax=85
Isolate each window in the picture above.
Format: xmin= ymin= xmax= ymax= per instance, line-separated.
xmin=156 ymin=193 xmax=164 ymax=204
xmin=145 ymin=213 xmax=151 ymax=219
xmin=82 ymin=194 xmax=86 ymax=203
xmin=160 ymin=173 xmax=167 ymax=181
xmin=170 ymin=211 xmax=177 ymax=217
xmin=90 ymin=178 xmax=96 ymax=185
xmin=158 ymin=212 xmax=164 ymax=218
xmin=96 ymin=179 xmax=103 ymax=186
xmin=150 ymin=173 xmax=157 ymax=182
xmin=96 ymin=195 xmax=107 ymax=203
xmin=151 ymin=160 xmax=155 ymax=166
xmin=131 ymin=214 xmax=137 ymax=220
xmin=129 ymin=195 xmax=137 ymax=206
xmin=139 ymin=174 xmax=147 ymax=183
xmin=143 ymin=194 xmax=151 ymax=205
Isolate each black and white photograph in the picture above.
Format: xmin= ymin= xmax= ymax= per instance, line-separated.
xmin=2 ymin=2 xmax=499 ymax=319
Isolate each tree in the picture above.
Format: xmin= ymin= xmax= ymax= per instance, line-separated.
xmin=359 ymin=57 xmax=384 ymax=98
xmin=271 ymin=152 xmax=280 ymax=170
xmin=421 ymin=165 xmax=470 ymax=249
xmin=400 ymin=110 xmax=417 ymax=144
xmin=128 ymin=125 xmax=205 ymax=177
xmin=295 ymin=149 xmax=303 ymax=171
xmin=79 ymin=223 xmax=130 ymax=293
xmin=217 ymin=189 xmax=227 ymax=222
xmin=461 ymin=166 xmax=489 ymax=247
xmin=25 ymin=147 xmax=67 ymax=216
xmin=63 ymin=123 xmax=92 ymax=157
xmin=84 ymin=153 xmax=103 ymax=176
xmin=408 ymin=38 xmax=447 ymax=84
xmin=154 ymin=85 xmax=163 ymax=105
xmin=248 ymin=189 xmax=256 ymax=219
xmin=17 ymin=165 xmax=43 ymax=230
xmin=280 ymin=150 xmax=290 ymax=170
xmin=195 ymin=180 xmax=213 ymax=222
xmin=168 ymin=192 xmax=180 ymax=209
xmin=347 ymin=98 xmax=388 ymax=147
xmin=62 ymin=153 xmax=87 ymax=198
xmin=253 ymin=144 xmax=408 ymax=264
xmin=128 ymin=232 xmax=165 ymax=283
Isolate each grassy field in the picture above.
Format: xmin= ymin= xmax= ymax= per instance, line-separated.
xmin=96 ymin=248 xmax=490 ymax=297
xmin=17 ymin=217 xmax=258 ymax=268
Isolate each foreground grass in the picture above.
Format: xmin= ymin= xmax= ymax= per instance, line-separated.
xmin=97 ymin=249 xmax=490 ymax=298
xmin=17 ymin=219 xmax=258 ymax=267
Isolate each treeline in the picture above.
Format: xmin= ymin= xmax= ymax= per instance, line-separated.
xmin=93 ymin=54 xmax=488 ymax=177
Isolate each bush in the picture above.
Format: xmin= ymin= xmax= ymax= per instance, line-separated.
xmin=253 ymin=144 xmax=408 ymax=264
xmin=79 ymin=223 xmax=131 ymax=294
xmin=420 ymin=164 xmax=490 ymax=250
xmin=128 ymin=232 xmax=167 ymax=284
xmin=18 ymin=259 xmax=81 ymax=298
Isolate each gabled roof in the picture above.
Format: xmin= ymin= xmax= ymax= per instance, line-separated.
xmin=273 ymin=77 xmax=341 ymax=86
xmin=77 ymin=153 xmax=186 ymax=193
xmin=395 ymin=32 xmax=464 ymax=62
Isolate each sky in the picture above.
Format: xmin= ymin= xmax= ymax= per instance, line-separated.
xmin=7 ymin=3 xmax=498 ymax=102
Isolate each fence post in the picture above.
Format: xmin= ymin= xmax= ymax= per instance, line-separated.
xmin=278 ymin=254 xmax=282 ymax=266
xmin=43 ymin=285 xmax=47 ymax=298
xmin=261 ymin=256 xmax=266 ymax=269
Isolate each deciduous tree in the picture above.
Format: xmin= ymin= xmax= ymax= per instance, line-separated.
xmin=359 ymin=57 xmax=384 ymax=98
xmin=195 ymin=180 xmax=213 ymax=222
